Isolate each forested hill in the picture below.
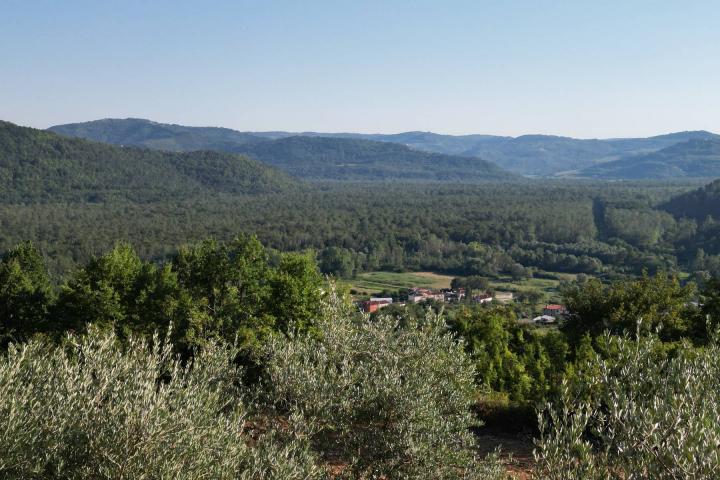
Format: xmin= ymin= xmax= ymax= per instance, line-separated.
xmin=49 ymin=118 xmax=264 ymax=151
xmin=661 ymin=178 xmax=720 ymax=221
xmin=50 ymin=119 xmax=514 ymax=182
xmin=579 ymin=139 xmax=720 ymax=179
xmin=50 ymin=118 xmax=720 ymax=177
xmin=0 ymin=121 xmax=297 ymax=202
xmin=233 ymin=136 xmax=515 ymax=181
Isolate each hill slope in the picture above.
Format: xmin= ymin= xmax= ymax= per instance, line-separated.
xmin=49 ymin=119 xmax=514 ymax=182
xmin=49 ymin=118 xmax=263 ymax=152
xmin=49 ymin=118 xmax=720 ymax=177
xmin=0 ymin=121 xmax=295 ymax=202
xmin=579 ymin=139 xmax=720 ymax=179
xmin=661 ymin=178 xmax=720 ymax=221
xmin=233 ymin=136 xmax=515 ymax=181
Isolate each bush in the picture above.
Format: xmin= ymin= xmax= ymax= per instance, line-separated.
xmin=534 ymin=330 xmax=720 ymax=479
xmin=262 ymin=290 xmax=504 ymax=479
xmin=0 ymin=328 xmax=323 ymax=479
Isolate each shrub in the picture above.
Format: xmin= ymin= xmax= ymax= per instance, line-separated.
xmin=0 ymin=328 xmax=323 ymax=479
xmin=262 ymin=290 xmax=504 ymax=479
xmin=534 ymin=330 xmax=720 ymax=479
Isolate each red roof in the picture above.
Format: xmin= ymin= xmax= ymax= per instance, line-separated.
xmin=544 ymin=304 xmax=565 ymax=310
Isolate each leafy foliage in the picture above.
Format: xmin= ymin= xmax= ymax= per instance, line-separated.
xmin=535 ymin=332 xmax=720 ymax=479
xmin=0 ymin=242 xmax=54 ymax=346
xmin=0 ymin=288 xmax=507 ymax=479
xmin=450 ymin=305 xmax=569 ymax=403
xmin=561 ymin=272 xmax=698 ymax=344
xmin=0 ymin=328 xmax=323 ymax=479
xmin=3 ymin=236 xmax=324 ymax=358
xmin=262 ymin=290 xmax=504 ymax=479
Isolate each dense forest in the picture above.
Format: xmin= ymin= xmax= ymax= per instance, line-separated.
xmin=0 ymin=121 xmax=296 ymax=202
xmin=661 ymin=177 xmax=720 ymax=221
xmin=232 ymin=136 xmax=514 ymax=181
xmin=0 ymin=178 xmax=710 ymax=279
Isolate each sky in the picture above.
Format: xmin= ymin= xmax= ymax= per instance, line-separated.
xmin=1 ymin=0 xmax=719 ymax=138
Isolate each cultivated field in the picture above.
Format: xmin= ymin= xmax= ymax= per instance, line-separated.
xmin=341 ymin=271 xmax=453 ymax=295
xmin=342 ymin=270 xmax=576 ymax=302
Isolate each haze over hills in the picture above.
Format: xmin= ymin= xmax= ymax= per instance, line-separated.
xmin=580 ymin=139 xmax=720 ymax=179
xmin=49 ymin=118 xmax=720 ymax=177
xmin=0 ymin=121 xmax=296 ymax=203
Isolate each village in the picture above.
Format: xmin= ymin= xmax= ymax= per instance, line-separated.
xmin=358 ymin=286 xmax=569 ymax=326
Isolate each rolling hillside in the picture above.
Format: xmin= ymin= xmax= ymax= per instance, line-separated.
xmin=49 ymin=118 xmax=263 ymax=152
xmin=0 ymin=121 xmax=296 ymax=202
xmin=50 ymin=119 xmax=514 ymax=182
xmin=661 ymin=178 xmax=720 ymax=221
xmin=50 ymin=118 xmax=720 ymax=177
xmin=579 ymin=139 xmax=720 ymax=179
xmin=233 ymin=136 xmax=515 ymax=181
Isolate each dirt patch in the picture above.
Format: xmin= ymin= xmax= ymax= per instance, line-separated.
xmin=476 ymin=433 xmax=535 ymax=479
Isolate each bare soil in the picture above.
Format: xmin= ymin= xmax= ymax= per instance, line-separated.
xmin=476 ymin=433 xmax=535 ymax=479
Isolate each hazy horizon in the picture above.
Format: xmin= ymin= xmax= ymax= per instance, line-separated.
xmin=3 ymin=1 xmax=719 ymax=137
xmin=27 ymin=117 xmax=718 ymax=141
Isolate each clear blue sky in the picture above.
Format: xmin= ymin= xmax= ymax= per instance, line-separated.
xmin=2 ymin=0 xmax=719 ymax=137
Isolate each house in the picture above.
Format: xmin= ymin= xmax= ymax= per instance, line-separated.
xmin=473 ymin=293 xmax=493 ymax=304
xmin=370 ymin=297 xmax=393 ymax=304
xmin=360 ymin=298 xmax=393 ymax=313
xmin=533 ymin=315 xmax=556 ymax=324
xmin=443 ymin=288 xmax=466 ymax=302
xmin=408 ymin=293 xmax=427 ymax=303
xmin=543 ymin=304 xmax=568 ymax=317
xmin=408 ymin=288 xmax=445 ymax=303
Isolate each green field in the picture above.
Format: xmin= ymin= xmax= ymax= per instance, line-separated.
xmin=487 ymin=273 xmax=577 ymax=302
xmin=343 ymin=270 xmax=576 ymax=303
xmin=341 ymin=271 xmax=453 ymax=296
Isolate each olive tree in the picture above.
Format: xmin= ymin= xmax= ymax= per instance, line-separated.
xmin=0 ymin=328 xmax=323 ymax=479
xmin=262 ymin=290 xmax=503 ymax=479
xmin=534 ymin=329 xmax=720 ymax=479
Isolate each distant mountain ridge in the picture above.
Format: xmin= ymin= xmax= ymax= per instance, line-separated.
xmin=231 ymin=136 xmax=514 ymax=182
xmin=49 ymin=118 xmax=265 ymax=152
xmin=49 ymin=119 xmax=515 ymax=182
xmin=0 ymin=121 xmax=295 ymax=202
xmin=580 ymin=138 xmax=720 ymax=179
xmin=49 ymin=118 xmax=720 ymax=177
